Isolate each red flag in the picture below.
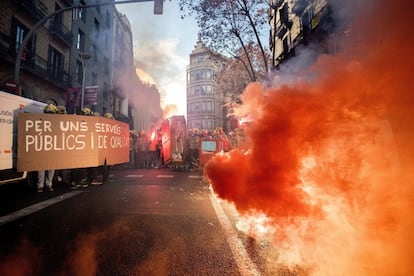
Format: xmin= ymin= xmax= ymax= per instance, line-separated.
xmin=66 ymin=87 xmax=81 ymax=107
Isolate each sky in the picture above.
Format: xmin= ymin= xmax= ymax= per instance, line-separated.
xmin=116 ymin=0 xmax=199 ymax=117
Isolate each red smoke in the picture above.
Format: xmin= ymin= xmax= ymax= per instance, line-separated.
xmin=204 ymin=0 xmax=414 ymax=274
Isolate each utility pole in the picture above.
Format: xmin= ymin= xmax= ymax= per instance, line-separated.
xmin=14 ymin=0 xmax=163 ymax=87
xmin=79 ymin=52 xmax=90 ymax=110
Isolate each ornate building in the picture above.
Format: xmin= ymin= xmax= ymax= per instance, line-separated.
xmin=186 ymin=39 xmax=226 ymax=131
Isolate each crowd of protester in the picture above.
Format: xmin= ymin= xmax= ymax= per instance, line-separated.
xmin=36 ymin=104 xmax=245 ymax=193
xmin=130 ymin=129 xmax=162 ymax=169
xmin=129 ymin=126 xmax=245 ymax=171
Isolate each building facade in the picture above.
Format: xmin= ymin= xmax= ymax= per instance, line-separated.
xmin=69 ymin=0 xmax=117 ymax=115
xmin=0 ymin=0 xmax=73 ymax=105
xmin=111 ymin=10 xmax=133 ymax=124
xmin=0 ymin=0 xmax=141 ymax=126
xmin=268 ymin=0 xmax=329 ymax=69
xmin=186 ymin=39 xmax=226 ymax=131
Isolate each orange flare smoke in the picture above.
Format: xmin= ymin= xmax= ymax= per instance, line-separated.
xmin=204 ymin=0 xmax=414 ymax=274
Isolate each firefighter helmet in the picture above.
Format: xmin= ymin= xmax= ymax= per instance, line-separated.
xmin=104 ymin=112 xmax=114 ymax=119
xmin=56 ymin=105 xmax=67 ymax=114
xmin=93 ymin=112 xmax=100 ymax=117
xmin=44 ymin=104 xmax=57 ymax=113
xmin=81 ymin=107 xmax=92 ymax=115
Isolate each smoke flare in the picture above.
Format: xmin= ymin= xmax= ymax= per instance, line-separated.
xmin=204 ymin=0 xmax=414 ymax=274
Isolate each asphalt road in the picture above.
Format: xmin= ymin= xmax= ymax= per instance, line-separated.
xmin=0 ymin=166 xmax=289 ymax=276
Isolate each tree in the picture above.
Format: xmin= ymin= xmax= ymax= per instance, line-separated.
xmin=179 ymin=0 xmax=271 ymax=82
xmin=215 ymin=47 xmax=262 ymax=99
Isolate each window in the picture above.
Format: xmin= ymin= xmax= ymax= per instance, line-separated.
xmin=202 ymin=118 xmax=213 ymax=130
xmin=12 ymin=19 xmax=36 ymax=59
xmin=200 ymin=85 xmax=213 ymax=96
xmin=76 ymin=30 xmax=85 ymax=51
xmin=76 ymin=61 xmax=82 ymax=83
xmin=75 ymin=1 xmax=87 ymax=22
xmin=55 ymin=4 xmax=63 ymax=26
xmin=190 ymin=69 xmax=214 ymax=81
xmin=189 ymin=102 xmax=200 ymax=114
xmin=15 ymin=24 xmax=25 ymax=53
xmin=201 ymin=101 xmax=214 ymax=113
xmin=192 ymin=55 xmax=206 ymax=64
xmin=205 ymin=69 xmax=212 ymax=79
xmin=48 ymin=46 xmax=64 ymax=81
xmin=205 ymin=85 xmax=213 ymax=95
xmin=195 ymin=70 xmax=201 ymax=80
xmin=189 ymin=86 xmax=194 ymax=96
xmin=190 ymin=85 xmax=213 ymax=96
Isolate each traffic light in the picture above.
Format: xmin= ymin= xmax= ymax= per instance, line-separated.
xmin=154 ymin=0 xmax=163 ymax=15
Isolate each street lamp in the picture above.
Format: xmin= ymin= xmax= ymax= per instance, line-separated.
xmin=79 ymin=52 xmax=90 ymax=110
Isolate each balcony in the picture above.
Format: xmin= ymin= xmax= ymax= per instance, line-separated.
xmin=49 ymin=19 xmax=73 ymax=47
xmin=276 ymin=24 xmax=288 ymax=39
xmin=22 ymin=53 xmax=71 ymax=89
xmin=16 ymin=0 xmax=48 ymax=22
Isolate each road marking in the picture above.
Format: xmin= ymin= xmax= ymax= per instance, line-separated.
xmin=209 ymin=192 xmax=260 ymax=276
xmin=188 ymin=175 xmax=203 ymax=179
xmin=156 ymin=175 xmax=174 ymax=178
xmin=0 ymin=191 xmax=83 ymax=226
xmin=126 ymin=174 xmax=144 ymax=178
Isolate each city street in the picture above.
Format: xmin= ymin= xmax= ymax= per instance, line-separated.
xmin=0 ymin=167 xmax=283 ymax=276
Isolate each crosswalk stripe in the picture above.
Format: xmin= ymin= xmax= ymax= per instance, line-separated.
xmin=0 ymin=191 xmax=83 ymax=226
xmin=126 ymin=175 xmax=144 ymax=178
xmin=156 ymin=175 xmax=174 ymax=178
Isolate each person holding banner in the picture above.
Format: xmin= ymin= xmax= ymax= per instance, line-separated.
xmin=70 ymin=107 xmax=92 ymax=189
xmin=102 ymin=112 xmax=115 ymax=184
xmin=87 ymin=111 xmax=103 ymax=185
xmin=55 ymin=105 xmax=71 ymax=186
xmin=37 ymin=104 xmax=57 ymax=192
